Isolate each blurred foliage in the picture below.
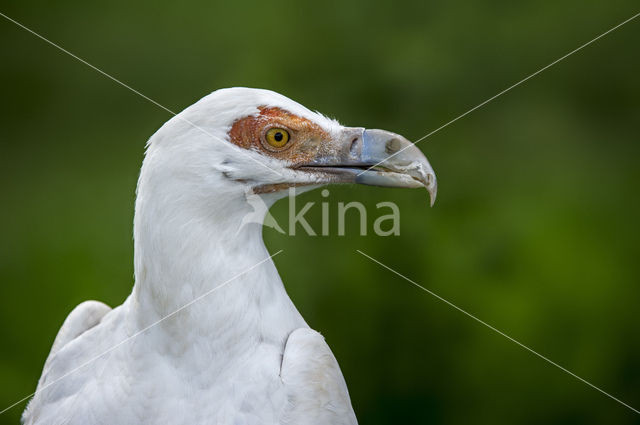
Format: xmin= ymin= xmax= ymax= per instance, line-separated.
xmin=1 ymin=0 xmax=639 ymax=424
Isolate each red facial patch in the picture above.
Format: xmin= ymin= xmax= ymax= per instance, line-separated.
xmin=228 ymin=107 xmax=331 ymax=164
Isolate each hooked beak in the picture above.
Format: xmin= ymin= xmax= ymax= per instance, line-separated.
xmin=297 ymin=128 xmax=437 ymax=206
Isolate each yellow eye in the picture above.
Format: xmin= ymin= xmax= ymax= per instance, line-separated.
xmin=265 ymin=128 xmax=290 ymax=148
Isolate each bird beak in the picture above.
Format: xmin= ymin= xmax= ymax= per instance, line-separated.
xmin=297 ymin=128 xmax=437 ymax=206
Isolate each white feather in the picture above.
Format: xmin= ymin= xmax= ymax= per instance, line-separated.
xmin=23 ymin=88 xmax=357 ymax=425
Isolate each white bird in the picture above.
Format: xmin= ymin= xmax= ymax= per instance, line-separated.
xmin=22 ymin=88 xmax=436 ymax=425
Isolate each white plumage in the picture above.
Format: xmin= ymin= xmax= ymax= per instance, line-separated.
xmin=23 ymin=88 xmax=436 ymax=425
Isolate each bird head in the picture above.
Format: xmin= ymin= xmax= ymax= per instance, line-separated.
xmin=141 ymin=88 xmax=437 ymax=220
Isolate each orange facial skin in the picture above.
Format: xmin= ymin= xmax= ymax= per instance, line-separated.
xmin=228 ymin=107 xmax=332 ymax=165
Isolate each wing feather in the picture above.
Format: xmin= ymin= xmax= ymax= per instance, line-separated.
xmin=22 ymin=300 xmax=111 ymax=424
xmin=280 ymin=328 xmax=358 ymax=425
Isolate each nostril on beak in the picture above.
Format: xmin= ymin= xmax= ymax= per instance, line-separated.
xmin=349 ymin=137 xmax=360 ymax=155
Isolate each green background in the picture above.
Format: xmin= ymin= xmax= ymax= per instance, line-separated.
xmin=1 ymin=1 xmax=639 ymax=423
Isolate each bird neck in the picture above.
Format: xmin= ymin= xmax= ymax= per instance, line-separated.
xmin=129 ymin=175 xmax=305 ymax=353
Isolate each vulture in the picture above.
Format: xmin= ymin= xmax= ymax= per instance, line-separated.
xmin=23 ymin=88 xmax=436 ymax=425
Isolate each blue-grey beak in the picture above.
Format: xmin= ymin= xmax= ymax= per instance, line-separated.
xmin=298 ymin=128 xmax=437 ymax=206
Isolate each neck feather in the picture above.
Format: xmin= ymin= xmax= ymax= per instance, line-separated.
xmin=129 ymin=163 xmax=305 ymax=355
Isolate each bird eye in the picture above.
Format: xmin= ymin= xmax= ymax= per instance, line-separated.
xmin=264 ymin=128 xmax=290 ymax=148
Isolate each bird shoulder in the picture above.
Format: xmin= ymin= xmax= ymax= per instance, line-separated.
xmin=279 ymin=328 xmax=358 ymax=425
